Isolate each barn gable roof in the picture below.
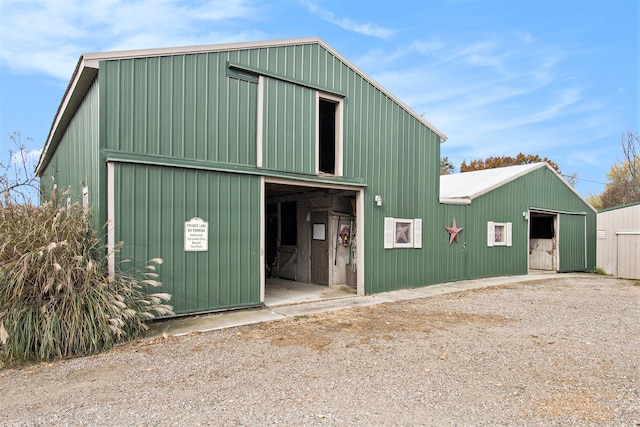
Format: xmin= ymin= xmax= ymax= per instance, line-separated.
xmin=36 ymin=37 xmax=446 ymax=175
xmin=440 ymin=163 xmax=544 ymax=204
xmin=440 ymin=162 xmax=595 ymax=212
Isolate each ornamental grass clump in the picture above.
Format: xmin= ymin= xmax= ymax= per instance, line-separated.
xmin=0 ymin=192 xmax=173 ymax=365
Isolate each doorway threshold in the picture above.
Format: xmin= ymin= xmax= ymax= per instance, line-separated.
xmin=528 ymin=269 xmax=558 ymax=274
xmin=265 ymin=278 xmax=356 ymax=307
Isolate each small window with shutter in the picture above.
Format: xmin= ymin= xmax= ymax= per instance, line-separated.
xmin=487 ymin=221 xmax=512 ymax=247
xmin=384 ymin=217 xmax=422 ymax=249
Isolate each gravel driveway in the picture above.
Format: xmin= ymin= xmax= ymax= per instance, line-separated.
xmin=1 ymin=275 xmax=638 ymax=426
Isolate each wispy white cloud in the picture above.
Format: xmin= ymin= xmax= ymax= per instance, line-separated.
xmin=302 ymin=1 xmax=394 ymax=39
xmin=10 ymin=148 xmax=41 ymax=168
xmin=356 ymin=31 xmax=619 ymax=176
xmin=0 ymin=0 xmax=264 ymax=80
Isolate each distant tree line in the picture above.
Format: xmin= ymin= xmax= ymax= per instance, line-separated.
xmin=460 ymin=153 xmax=561 ymax=174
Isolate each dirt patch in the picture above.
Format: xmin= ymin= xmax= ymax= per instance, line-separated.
xmin=238 ymin=306 xmax=512 ymax=351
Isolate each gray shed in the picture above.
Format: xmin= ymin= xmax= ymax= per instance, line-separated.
xmin=596 ymin=202 xmax=640 ymax=279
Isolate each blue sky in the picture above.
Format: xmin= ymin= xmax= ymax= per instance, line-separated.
xmin=0 ymin=0 xmax=638 ymax=198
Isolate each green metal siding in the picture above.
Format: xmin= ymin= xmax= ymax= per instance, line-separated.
xmin=40 ymin=79 xmax=101 ymax=229
xmin=113 ymin=163 xmax=261 ymax=314
xmin=98 ymin=41 xmax=446 ymax=296
xmin=101 ymin=53 xmax=258 ymax=166
xmin=436 ymin=204 xmax=469 ymax=282
xmin=262 ymin=77 xmax=316 ymax=173
xmin=356 ymin=104 xmax=443 ymax=293
xmin=463 ymin=179 xmax=530 ymax=279
xmin=558 ymin=214 xmax=587 ymax=272
xmin=460 ymin=166 xmax=595 ymax=278
xmin=525 ymin=167 xmax=596 ymax=271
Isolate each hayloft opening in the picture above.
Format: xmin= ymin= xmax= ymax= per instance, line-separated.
xmin=318 ymin=99 xmax=337 ymax=174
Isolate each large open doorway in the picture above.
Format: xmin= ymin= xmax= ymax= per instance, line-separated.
xmin=529 ymin=211 xmax=558 ymax=271
xmin=262 ymin=180 xmax=363 ymax=306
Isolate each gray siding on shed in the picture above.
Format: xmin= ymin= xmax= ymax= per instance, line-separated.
xmin=597 ymin=203 xmax=640 ymax=279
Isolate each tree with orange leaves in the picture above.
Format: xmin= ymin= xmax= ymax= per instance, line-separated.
xmin=460 ymin=153 xmax=561 ymax=174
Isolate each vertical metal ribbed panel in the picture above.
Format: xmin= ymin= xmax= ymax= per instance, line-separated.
xmin=41 ymin=79 xmax=101 ymax=228
xmin=558 ymin=214 xmax=587 ymax=272
xmin=348 ymin=83 xmax=443 ymax=293
xmin=101 ymin=53 xmax=258 ymax=166
xmin=462 ymin=166 xmax=595 ymax=278
xmin=262 ymin=77 xmax=315 ymax=173
xmin=596 ymin=204 xmax=640 ymax=276
xmin=113 ymin=163 xmax=261 ymax=314
xmin=463 ymin=179 xmax=530 ymax=279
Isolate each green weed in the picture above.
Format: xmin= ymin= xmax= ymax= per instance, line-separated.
xmin=590 ymin=266 xmax=609 ymax=275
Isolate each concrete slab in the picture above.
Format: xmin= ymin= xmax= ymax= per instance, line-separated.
xmin=148 ymin=309 xmax=285 ymax=338
xmin=272 ymin=295 xmax=392 ymax=317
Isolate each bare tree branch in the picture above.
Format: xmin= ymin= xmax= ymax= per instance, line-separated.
xmin=1 ymin=132 xmax=40 ymax=205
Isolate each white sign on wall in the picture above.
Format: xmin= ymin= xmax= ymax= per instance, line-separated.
xmin=184 ymin=217 xmax=208 ymax=252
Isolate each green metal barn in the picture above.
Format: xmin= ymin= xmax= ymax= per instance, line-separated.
xmin=440 ymin=163 xmax=596 ymax=277
xmin=36 ymin=37 xmax=595 ymax=315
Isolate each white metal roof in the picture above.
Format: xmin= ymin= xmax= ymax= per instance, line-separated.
xmin=440 ymin=162 xmax=597 ymax=212
xmin=439 ymin=163 xmax=547 ymax=205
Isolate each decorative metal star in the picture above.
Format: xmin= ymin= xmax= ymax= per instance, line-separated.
xmin=445 ymin=217 xmax=464 ymax=245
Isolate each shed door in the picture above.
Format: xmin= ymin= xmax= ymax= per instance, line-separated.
xmin=617 ymin=233 xmax=640 ymax=279
xmin=310 ymin=212 xmax=329 ymax=285
xmin=558 ymin=213 xmax=587 ymax=272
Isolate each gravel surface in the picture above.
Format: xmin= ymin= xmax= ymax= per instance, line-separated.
xmin=1 ymin=275 xmax=639 ymax=426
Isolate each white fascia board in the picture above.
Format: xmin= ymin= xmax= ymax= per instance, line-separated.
xmin=81 ymin=37 xmax=324 ymax=62
xmin=36 ymin=57 xmax=99 ymax=175
xmin=439 ymin=197 xmax=472 ymax=205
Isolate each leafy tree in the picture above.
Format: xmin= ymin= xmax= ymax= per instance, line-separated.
xmin=586 ymin=193 xmax=603 ymax=210
xmin=590 ymin=131 xmax=640 ymax=210
xmin=440 ymin=157 xmax=455 ymax=175
xmin=460 ymin=152 xmax=561 ymax=174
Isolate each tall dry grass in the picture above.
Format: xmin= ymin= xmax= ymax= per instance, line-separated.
xmin=0 ymin=191 xmax=173 ymax=365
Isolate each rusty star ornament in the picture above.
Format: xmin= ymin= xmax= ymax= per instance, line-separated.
xmin=445 ymin=217 xmax=464 ymax=245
